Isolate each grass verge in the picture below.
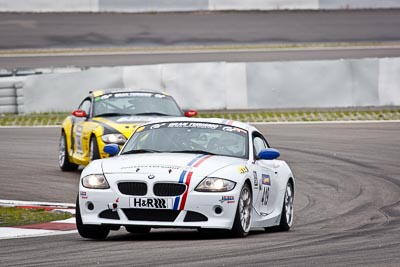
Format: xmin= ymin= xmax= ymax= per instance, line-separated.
xmin=0 ymin=108 xmax=399 ymax=126
xmin=0 ymin=206 xmax=72 ymax=227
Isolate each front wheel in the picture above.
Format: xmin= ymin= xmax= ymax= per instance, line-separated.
xmin=231 ymin=183 xmax=252 ymax=237
xmin=76 ymin=196 xmax=110 ymax=240
xmin=277 ymin=181 xmax=294 ymax=231
xmin=58 ymin=131 xmax=78 ymax=171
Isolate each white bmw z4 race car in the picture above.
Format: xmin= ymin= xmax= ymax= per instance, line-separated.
xmin=76 ymin=118 xmax=295 ymax=239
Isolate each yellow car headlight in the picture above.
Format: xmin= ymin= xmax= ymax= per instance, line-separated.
xmin=101 ymin=134 xmax=126 ymax=145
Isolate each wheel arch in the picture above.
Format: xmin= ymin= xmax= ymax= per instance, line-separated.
xmin=90 ymin=125 xmax=106 ymax=154
xmin=274 ymin=175 xmax=295 ymax=225
xmin=230 ymin=177 xmax=253 ymax=237
xmin=234 ymin=177 xmax=253 ymax=208
xmin=89 ymin=132 xmax=103 ymax=161
xmin=278 ymin=175 xmax=295 ymax=209
xmin=287 ymin=177 xmax=295 ymax=197
xmin=287 ymin=177 xmax=295 ymax=215
xmin=244 ymin=177 xmax=252 ymax=189
xmin=60 ymin=127 xmax=72 ymax=156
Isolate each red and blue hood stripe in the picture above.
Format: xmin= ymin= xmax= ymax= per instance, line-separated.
xmin=173 ymin=154 xmax=213 ymax=210
xmin=221 ymin=119 xmax=234 ymax=125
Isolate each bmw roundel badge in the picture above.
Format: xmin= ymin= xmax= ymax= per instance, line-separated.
xmin=148 ymin=174 xmax=155 ymax=179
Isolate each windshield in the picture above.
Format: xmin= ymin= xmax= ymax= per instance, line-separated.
xmin=92 ymin=92 xmax=182 ymax=117
xmin=121 ymin=121 xmax=249 ymax=159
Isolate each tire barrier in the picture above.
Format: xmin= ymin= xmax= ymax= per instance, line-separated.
xmin=0 ymin=79 xmax=23 ymax=114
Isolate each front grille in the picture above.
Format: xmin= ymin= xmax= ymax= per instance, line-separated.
xmin=99 ymin=209 xmax=120 ymax=220
xmin=184 ymin=211 xmax=208 ymax=222
xmin=122 ymin=208 xmax=180 ymax=222
xmin=153 ymin=183 xmax=186 ymax=196
xmin=118 ymin=182 xmax=147 ymax=196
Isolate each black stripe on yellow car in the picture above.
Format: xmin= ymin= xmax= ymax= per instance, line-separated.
xmin=92 ymin=117 xmax=140 ymax=138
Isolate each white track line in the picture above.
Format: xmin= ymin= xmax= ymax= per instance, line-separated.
xmin=0 ymin=199 xmax=75 ymax=208
xmin=0 ymin=228 xmax=77 ymax=240
xmin=0 ymin=199 xmax=77 ymax=240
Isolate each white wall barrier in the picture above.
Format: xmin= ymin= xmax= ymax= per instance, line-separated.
xmin=98 ymin=0 xmax=208 ymax=13
xmin=22 ymin=67 xmax=124 ymax=114
xmin=378 ymin=58 xmax=400 ymax=106
xmin=1 ymin=0 xmax=400 ymax=12
xmin=7 ymin=57 xmax=399 ymax=114
xmin=319 ymin=0 xmax=400 ymax=9
xmin=209 ymin=0 xmax=318 ymax=11
xmin=0 ymin=0 xmax=98 ymax=12
xmin=246 ymin=59 xmax=380 ymax=108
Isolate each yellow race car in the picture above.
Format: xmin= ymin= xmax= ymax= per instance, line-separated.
xmin=58 ymin=89 xmax=197 ymax=171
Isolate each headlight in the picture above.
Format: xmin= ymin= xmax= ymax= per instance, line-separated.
xmin=82 ymin=174 xmax=110 ymax=189
xmin=102 ymin=134 xmax=126 ymax=145
xmin=195 ymin=177 xmax=236 ymax=192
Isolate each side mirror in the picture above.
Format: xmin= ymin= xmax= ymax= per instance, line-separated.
xmin=72 ymin=109 xmax=87 ymax=118
xmin=257 ymin=148 xmax=280 ymax=160
xmin=184 ymin=110 xmax=198 ymax=117
xmin=104 ymin=144 xmax=120 ymax=156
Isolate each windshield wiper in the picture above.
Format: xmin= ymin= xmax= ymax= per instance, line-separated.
xmin=168 ymin=150 xmax=216 ymax=155
xmin=134 ymin=112 xmax=170 ymax=116
xmin=121 ymin=149 xmax=160 ymax=155
xmin=95 ymin=112 xmax=132 ymax=117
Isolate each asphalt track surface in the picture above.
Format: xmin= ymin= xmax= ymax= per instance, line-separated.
xmin=1 ymin=10 xmax=400 ymax=68
xmin=0 ymin=122 xmax=399 ymax=266
xmin=3 ymin=46 xmax=400 ymax=69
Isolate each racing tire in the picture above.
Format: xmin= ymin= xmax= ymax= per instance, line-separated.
xmin=76 ymin=196 xmax=110 ymax=240
xmin=277 ymin=181 xmax=294 ymax=231
xmin=125 ymin=226 xmax=151 ymax=234
xmin=231 ymin=182 xmax=252 ymax=238
xmin=89 ymin=135 xmax=100 ymax=161
xmin=58 ymin=131 xmax=78 ymax=171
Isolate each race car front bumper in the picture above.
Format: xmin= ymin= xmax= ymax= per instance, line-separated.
xmin=78 ymin=186 xmax=241 ymax=230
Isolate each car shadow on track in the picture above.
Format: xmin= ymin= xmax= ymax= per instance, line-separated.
xmin=77 ymin=227 xmax=280 ymax=242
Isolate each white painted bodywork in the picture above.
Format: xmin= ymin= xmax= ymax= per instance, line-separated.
xmin=78 ymin=118 xmax=295 ymax=231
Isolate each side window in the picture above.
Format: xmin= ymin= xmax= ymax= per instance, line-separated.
xmin=253 ymin=135 xmax=268 ymax=157
xmin=79 ymin=99 xmax=91 ymax=116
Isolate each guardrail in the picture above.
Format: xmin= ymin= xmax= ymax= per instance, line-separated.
xmin=1 ymin=0 xmax=400 ymax=12
xmin=1 ymin=57 xmax=399 ymax=114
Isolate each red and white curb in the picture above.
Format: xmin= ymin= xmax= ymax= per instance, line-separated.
xmin=0 ymin=199 xmax=77 ymax=240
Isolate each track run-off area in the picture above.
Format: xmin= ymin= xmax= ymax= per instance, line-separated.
xmin=1 ymin=10 xmax=400 ymax=68
xmin=0 ymin=122 xmax=399 ymax=266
